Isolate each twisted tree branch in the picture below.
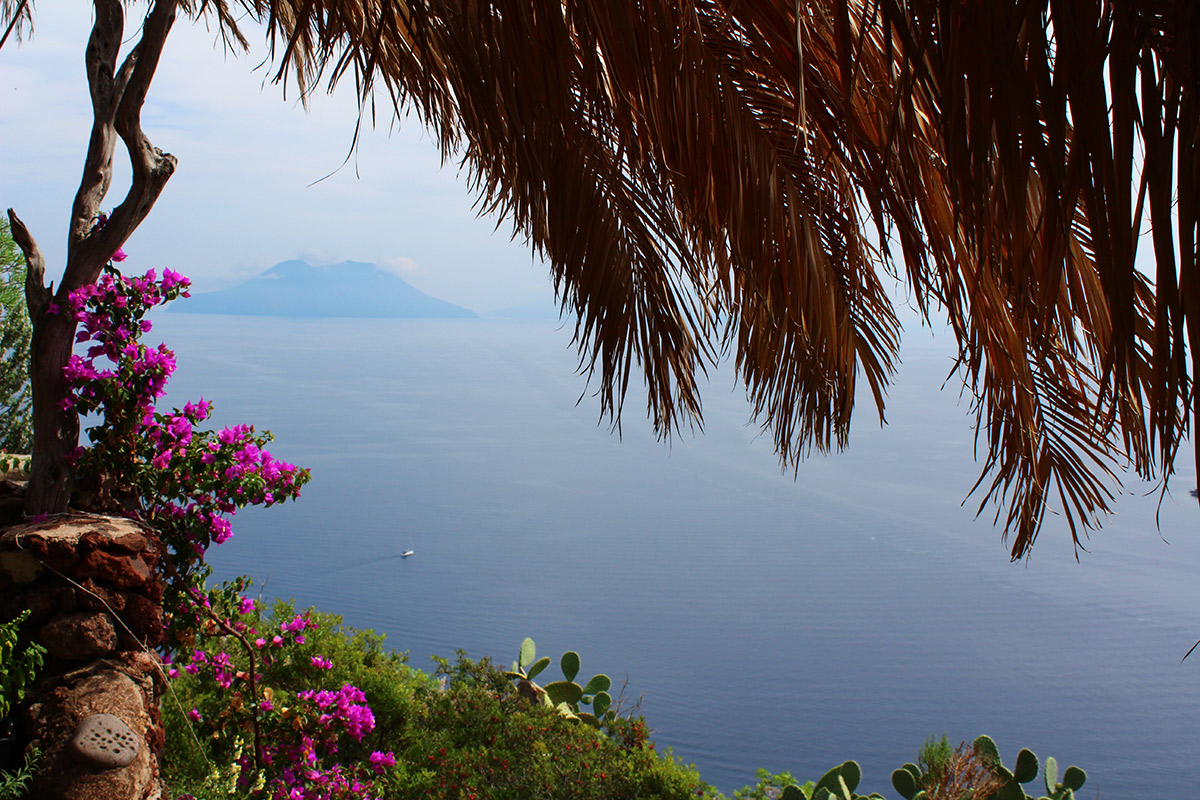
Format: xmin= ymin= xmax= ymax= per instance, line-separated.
xmin=5 ymin=209 xmax=47 ymax=317
xmin=64 ymin=0 xmax=179 ymax=298
xmin=26 ymin=0 xmax=180 ymax=515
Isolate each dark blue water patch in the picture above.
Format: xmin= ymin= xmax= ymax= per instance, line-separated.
xmin=148 ymin=314 xmax=1200 ymax=797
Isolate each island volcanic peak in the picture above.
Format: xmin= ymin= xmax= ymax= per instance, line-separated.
xmin=170 ymin=259 xmax=477 ymax=319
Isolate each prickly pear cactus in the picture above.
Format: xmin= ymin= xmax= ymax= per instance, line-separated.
xmin=779 ymin=737 xmax=1088 ymax=800
xmin=967 ymin=735 xmax=1087 ymax=800
xmin=890 ymin=764 xmax=920 ymax=800
xmin=1013 ymin=748 xmax=1038 ymax=784
xmin=560 ymin=650 xmax=581 ymax=682
xmin=779 ymin=785 xmax=807 ymax=800
xmin=883 ymin=735 xmax=1089 ymax=800
xmin=506 ymin=638 xmax=616 ymax=726
xmin=779 ymin=761 xmax=883 ymax=800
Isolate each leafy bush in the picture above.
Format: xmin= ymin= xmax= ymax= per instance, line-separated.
xmin=411 ymin=653 xmax=714 ymax=800
xmin=0 ymin=612 xmax=42 ymax=800
xmin=0 ymin=746 xmax=39 ymax=800
xmin=163 ymin=590 xmax=717 ymax=800
xmin=917 ymin=735 xmax=955 ymax=777
xmin=0 ymin=611 xmax=43 ymax=720
xmin=733 ymin=768 xmax=812 ymax=800
xmin=0 ymin=217 xmax=31 ymax=454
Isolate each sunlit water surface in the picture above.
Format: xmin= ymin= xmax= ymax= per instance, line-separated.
xmin=151 ymin=314 xmax=1199 ymax=797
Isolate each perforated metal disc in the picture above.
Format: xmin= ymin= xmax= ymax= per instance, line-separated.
xmin=70 ymin=713 xmax=139 ymax=768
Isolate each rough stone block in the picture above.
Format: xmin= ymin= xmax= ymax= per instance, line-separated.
xmin=118 ymin=592 xmax=164 ymax=646
xmin=76 ymin=577 xmax=125 ymax=613
xmin=79 ymin=549 xmax=153 ymax=589
xmin=20 ymin=583 xmax=77 ymax=626
xmin=0 ymin=549 xmax=43 ymax=584
xmin=39 ymin=612 xmax=118 ymax=660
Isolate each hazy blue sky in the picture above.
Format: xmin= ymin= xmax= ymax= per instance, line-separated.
xmin=1 ymin=2 xmax=555 ymax=313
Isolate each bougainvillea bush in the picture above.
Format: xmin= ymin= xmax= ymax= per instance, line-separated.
xmin=62 ymin=257 xmax=310 ymax=611
xmin=162 ymin=593 xmax=410 ymax=799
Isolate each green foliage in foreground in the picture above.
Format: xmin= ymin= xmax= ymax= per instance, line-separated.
xmin=0 ymin=746 xmax=39 ymax=800
xmin=891 ymin=735 xmax=1087 ymax=800
xmin=160 ymin=594 xmax=1093 ymax=800
xmin=0 ymin=611 xmax=43 ymax=720
xmin=0 ymin=217 xmax=31 ymax=454
xmin=163 ymin=599 xmax=716 ymax=800
xmin=0 ymin=610 xmax=43 ymax=799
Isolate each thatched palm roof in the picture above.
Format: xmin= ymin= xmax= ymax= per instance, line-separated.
xmin=12 ymin=1 xmax=1200 ymax=557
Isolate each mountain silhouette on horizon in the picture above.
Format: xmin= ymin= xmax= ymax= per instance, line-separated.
xmin=170 ymin=260 xmax=477 ymax=319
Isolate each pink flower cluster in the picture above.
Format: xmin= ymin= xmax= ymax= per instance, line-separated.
xmin=60 ymin=262 xmax=309 ymax=573
xmin=297 ymin=685 xmax=377 ymax=742
xmin=254 ymin=684 xmax=386 ymax=799
xmin=59 ymin=269 xmax=184 ymax=413
xmin=177 ymin=593 xmax=396 ymax=798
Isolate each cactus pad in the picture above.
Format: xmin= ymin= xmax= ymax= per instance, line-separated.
xmin=560 ymin=651 xmax=581 ymax=682
xmin=1062 ymin=765 xmax=1086 ymax=791
xmin=813 ymin=764 xmax=851 ymax=800
xmin=526 ymin=656 xmax=551 ymax=680
xmin=519 ymin=638 xmax=537 ymax=668
xmin=972 ymin=735 xmax=1001 ymax=768
xmin=892 ymin=767 xmax=918 ymax=800
xmin=1013 ymin=748 xmax=1038 ymax=783
xmin=839 ymin=761 xmax=861 ymax=793
xmin=592 ymin=691 xmax=612 ymax=718
xmin=544 ymin=680 xmax=583 ymax=706
xmin=582 ymin=674 xmax=612 ymax=695
xmin=1043 ymin=756 xmax=1058 ymax=794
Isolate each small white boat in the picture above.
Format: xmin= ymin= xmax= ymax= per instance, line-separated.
xmin=400 ymin=549 xmax=414 ymax=558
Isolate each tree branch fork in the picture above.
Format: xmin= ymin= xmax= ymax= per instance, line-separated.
xmin=13 ymin=0 xmax=180 ymax=515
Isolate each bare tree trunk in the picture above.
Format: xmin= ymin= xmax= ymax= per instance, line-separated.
xmin=28 ymin=316 xmax=79 ymax=514
xmin=7 ymin=210 xmax=77 ymax=514
xmin=9 ymin=0 xmax=178 ymax=516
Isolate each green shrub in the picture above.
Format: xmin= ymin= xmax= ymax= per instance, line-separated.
xmin=163 ymin=589 xmax=717 ymax=800
xmin=917 ymin=734 xmax=955 ymax=777
xmin=733 ymin=768 xmax=812 ymax=800
xmin=0 ymin=608 xmax=43 ymax=797
xmin=0 ymin=610 xmax=43 ymax=720
xmin=409 ymin=652 xmax=715 ymax=800
xmin=0 ymin=746 xmax=39 ymax=800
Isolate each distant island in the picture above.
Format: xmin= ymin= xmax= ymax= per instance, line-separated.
xmin=169 ymin=260 xmax=477 ymax=318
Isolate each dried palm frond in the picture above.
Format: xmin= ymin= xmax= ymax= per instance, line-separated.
xmin=227 ymin=0 xmax=1200 ymax=557
xmin=872 ymin=0 xmax=1199 ymax=556
xmin=0 ymin=0 xmax=33 ymax=50
xmin=45 ymin=0 xmax=1193 ymax=556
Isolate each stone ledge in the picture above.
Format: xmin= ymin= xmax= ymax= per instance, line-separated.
xmin=1 ymin=516 xmax=158 ymax=587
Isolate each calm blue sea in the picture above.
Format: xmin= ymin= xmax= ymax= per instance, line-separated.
xmin=149 ymin=313 xmax=1199 ymax=797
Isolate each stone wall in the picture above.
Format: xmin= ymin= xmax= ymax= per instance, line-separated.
xmin=0 ymin=515 xmax=166 ymax=800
